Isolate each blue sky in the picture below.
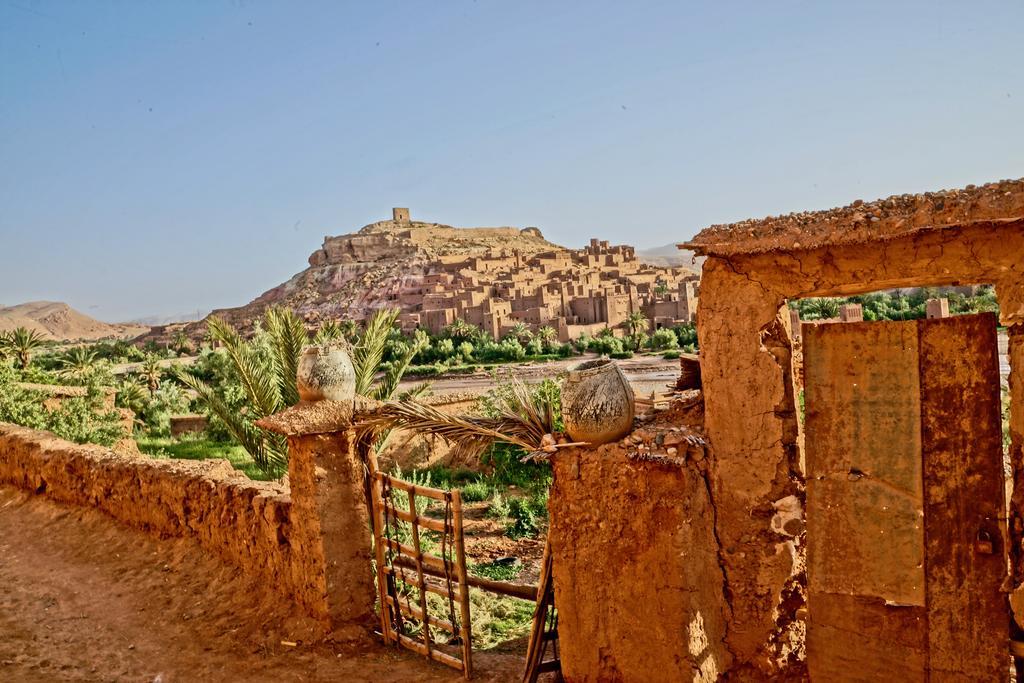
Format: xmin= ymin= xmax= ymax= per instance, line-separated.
xmin=2 ymin=1 xmax=1022 ymax=321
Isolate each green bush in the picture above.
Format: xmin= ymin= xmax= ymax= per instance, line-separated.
xmin=0 ymin=362 xmax=125 ymax=447
xmin=588 ymin=335 xmax=623 ymax=356
xmin=460 ymin=480 xmax=491 ymax=502
xmin=505 ymin=492 xmax=548 ymax=539
xmin=662 ymin=350 xmax=681 ymax=360
xmin=609 ymin=351 xmax=633 ymax=359
xmin=486 ymin=490 xmax=511 ymax=519
xmin=673 ymin=323 xmax=698 ymax=349
xmin=649 ymin=328 xmax=679 ymax=351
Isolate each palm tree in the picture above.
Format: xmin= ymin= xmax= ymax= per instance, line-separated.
xmin=804 ymin=298 xmax=841 ymax=320
xmin=174 ymin=307 xmax=423 ymax=478
xmin=138 ymin=354 xmax=164 ymax=396
xmin=507 ymin=322 xmax=533 ymax=345
xmin=58 ymin=346 xmax=99 ymax=380
xmin=171 ymin=330 xmax=192 ymax=355
xmin=360 ymin=377 xmax=563 ymax=463
xmin=536 ymin=326 xmax=558 ymax=352
xmin=314 ymin=320 xmax=343 ymax=345
xmin=115 ymin=378 xmax=148 ymax=422
xmin=444 ymin=318 xmax=476 ymax=342
xmin=622 ymin=311 xmax=649 ymax=350
xmin=0 ymin=327 xmax=47 ymax=370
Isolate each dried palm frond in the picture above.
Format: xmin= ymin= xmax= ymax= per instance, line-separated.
xmin=358 ymin=399 xmax=538 ymax=463
xmin=358 ymin=377 xmax=569 ymax=462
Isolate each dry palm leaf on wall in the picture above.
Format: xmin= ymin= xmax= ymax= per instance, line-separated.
xmin=356 ymin=378 xmax=586 ymax=461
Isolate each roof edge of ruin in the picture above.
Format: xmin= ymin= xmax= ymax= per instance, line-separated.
xmin=682 ymin=177 xmax=1024 ymax=257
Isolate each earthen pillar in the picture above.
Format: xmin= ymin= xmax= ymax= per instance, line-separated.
xmin=257 ymin=402 xmax=376 ymax=640
xmin=695 ymin=257 xmax=804 ymax=674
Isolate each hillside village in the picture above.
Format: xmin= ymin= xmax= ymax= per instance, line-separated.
xmin=145 ymin=208 xmax=700 ymax=345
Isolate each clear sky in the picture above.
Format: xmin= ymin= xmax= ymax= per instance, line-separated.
xmin=2 ymin=1 xmax=1022 ymax=322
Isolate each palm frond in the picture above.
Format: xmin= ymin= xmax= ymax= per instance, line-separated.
xmin=358 ymin=399 xmax=540 ymax=463
xmin=371 ymin=326 xmax=426 ymax=401
xmin=352 ymin=308 xmax=399 ymax=396
xmin=172 ymin=366 xmax=287 ymax=476
xmin=265 ymin=306 xmax=306 ymax=408
xmin=207 ymin=316 xmax=281 ymax=418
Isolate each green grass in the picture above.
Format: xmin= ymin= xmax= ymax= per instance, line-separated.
xmin=460 ymin=480 xmax=492 ymax=502
xmin=136 ymin=435 xmax=272 ymax=481
xmin=470 ymin=559 xmax=522 ymax=582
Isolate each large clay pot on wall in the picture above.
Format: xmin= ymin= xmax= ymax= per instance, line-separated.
xmin=561 ymin=358 xmax=635 ymax=445
xmin=296 ymin=343 xmax=356 ymax=403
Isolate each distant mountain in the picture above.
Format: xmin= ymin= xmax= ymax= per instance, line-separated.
xmin=637 ymin=242 xmax=705 ymax=270
xmin=129 ymin=310 xmax=209 ymax=326
xmin=0 ymin=301 xmax=149 ymax=341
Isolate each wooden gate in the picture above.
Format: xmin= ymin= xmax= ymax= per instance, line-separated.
xmin=803 ymin=313 xmax=1008 ymax=681
xmin=370 ymin=470 xmax=473 ymax=678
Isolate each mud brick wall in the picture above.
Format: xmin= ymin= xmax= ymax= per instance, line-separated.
xmin=0 ymin=423 xmax=325 ymax=619
xmin=548 ymin=444 xmax=729 ymax=682
xmin=695 ymin=219 xmax=1024 ymax=677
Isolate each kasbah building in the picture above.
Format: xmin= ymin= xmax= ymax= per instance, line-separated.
xmin=378 ymin=208 xmax=701 ymax=341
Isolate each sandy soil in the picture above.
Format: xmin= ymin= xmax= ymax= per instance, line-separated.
xmin=0 ymin=486 xmax=523 ymax=682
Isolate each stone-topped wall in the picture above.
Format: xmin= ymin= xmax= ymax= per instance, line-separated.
xmin=0 ymin=423 xmax=324 ymax=619
xmin=548 ymin=439 xmax=729 ymax=682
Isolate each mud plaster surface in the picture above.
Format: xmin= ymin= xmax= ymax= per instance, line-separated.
xmin=548 ymin=427 xmax=729 ymax=682
xmin=694 ymin=219 xmax=1024 ymax=676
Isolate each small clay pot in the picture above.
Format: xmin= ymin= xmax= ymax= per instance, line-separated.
xmin=561 ymin=358 xmax=635 ymax=445
xmin=296 ymin=343 xmax=356 ymax=403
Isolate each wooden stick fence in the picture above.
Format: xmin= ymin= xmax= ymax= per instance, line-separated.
xmin=370 ymin=469 xmax=473 ymax=678
xmin=367 ymin=448 xmax=557 ymax=680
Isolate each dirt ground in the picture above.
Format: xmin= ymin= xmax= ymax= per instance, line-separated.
xmin=0 ymin=486 xmax=524 ymax=682
xmin=399 ymin=352 xmax=681 ymax=398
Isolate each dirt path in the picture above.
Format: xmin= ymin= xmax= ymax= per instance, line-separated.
xmin=0 ymin=487 xmax=523 ymax=682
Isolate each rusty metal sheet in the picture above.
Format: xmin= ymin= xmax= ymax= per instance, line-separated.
xmin=805 ymin=320 xmax=925 ymax=605
xmin=918 ymin=312 xmax=1008 ymax=680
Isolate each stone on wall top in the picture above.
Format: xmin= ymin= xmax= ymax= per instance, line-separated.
xmin=681 ymin=177 xmax=1024 ymax=257
xmin=256 ymin=399 xmax=364 ymax=436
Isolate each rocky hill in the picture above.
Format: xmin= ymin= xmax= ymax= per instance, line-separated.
xmin=187 ymin=218 xmax=563 ymax=335
xmin=0 ymin=302 xmax=149 ymax=341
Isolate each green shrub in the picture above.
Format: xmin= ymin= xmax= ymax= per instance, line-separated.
xmin=460 ymin=480 xmax=491 ymax=502
xmin=609 ymin=351 xmax=633 ymax=359
xmin=0 ymin=363 xmax=125 ymax=447
xmin=486 ymin=490 xmax=511 ymax=519
xmin=673 ymin=323 xmax=698 ymax=349
xmin=588 ymin=335 xmax=623 ymax=355
xmin=505 ymin=495 xmax=546 ymax=539
xmin=649 ymin=328 xmax=679 ymax=351
xmin=662 ymin=350 xmax=681 ymax=360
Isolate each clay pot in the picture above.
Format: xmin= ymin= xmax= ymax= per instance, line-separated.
xmin=296 ymin=343 xmax=356 ymax=403
xmin=561 ymin=358 xmax=635 ymax=445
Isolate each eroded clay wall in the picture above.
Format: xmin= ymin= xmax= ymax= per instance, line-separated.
xmin=0 ymin=423 xmax=323 ymax=618
xmin=548 ymin=444 xmax=729 ymax=682
xmin=696 ymin=220 xmax=1024 ymax=676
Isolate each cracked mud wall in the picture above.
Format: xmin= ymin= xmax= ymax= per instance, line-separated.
xmin=548 ymin=444 xmax=730 ymax=682
xmin=695 ymin=220 xmax=1024 ymax=677
xmin=696 ymin=259 xmax=805 ymax=677
xmin=0 ymin=423 xmax=330 ymax=622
